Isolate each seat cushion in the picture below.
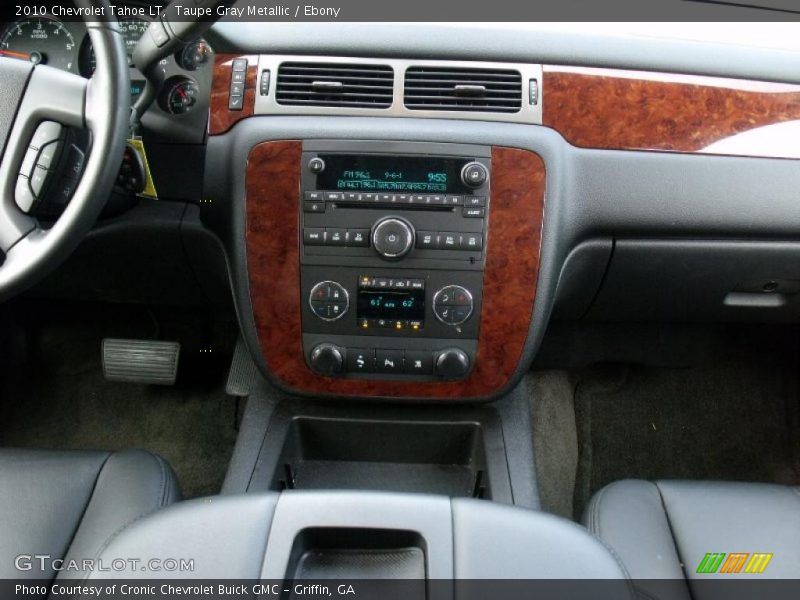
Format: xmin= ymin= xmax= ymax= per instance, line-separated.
xmin=585 ymin=479 xmax=800 ymax=592
xmin=0 ymin=448 xmax=180 ymax=581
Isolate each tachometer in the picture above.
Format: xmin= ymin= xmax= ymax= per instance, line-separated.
xmin=80 ymin=18 xmax=149 ymax=76
xmin=0 ymin=17 xmax=77 ymax=72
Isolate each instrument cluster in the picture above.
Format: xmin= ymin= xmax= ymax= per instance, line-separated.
xmin=0 ymin=7 xmax=212 ymax=116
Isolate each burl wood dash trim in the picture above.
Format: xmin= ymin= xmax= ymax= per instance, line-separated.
xmin=542 ymin=66 xmax=800 ymax=159
xmin=209 ymin=54 xmax=258 ymax=135
xmin=245 ymin=142 xmax=544 ymax=400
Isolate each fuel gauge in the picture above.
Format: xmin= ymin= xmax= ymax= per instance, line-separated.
xmin=160 ymin=77 xmax=200 ymax=115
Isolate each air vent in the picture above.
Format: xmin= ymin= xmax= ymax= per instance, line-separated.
xmin=404 ymin=66 xmax=523 ymax=113
xmin=276 ymin=62 xmax=394 ymax=109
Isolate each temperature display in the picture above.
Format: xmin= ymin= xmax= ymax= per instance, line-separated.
xmin=357 ymin=289 xmax=425 ymax=322
xmin=317 ymin=154 xmax=472 ymax=194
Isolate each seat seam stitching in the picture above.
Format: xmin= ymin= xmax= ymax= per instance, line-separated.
xmin=653 ymin=482 xmax=693 ymax=591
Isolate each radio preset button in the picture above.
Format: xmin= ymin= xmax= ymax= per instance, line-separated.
xmin=309 ymin=281 xmax=349 ymax=321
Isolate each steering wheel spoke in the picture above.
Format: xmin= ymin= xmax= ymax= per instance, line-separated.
xmin=0 ymin=10 xmax=128 ymax=300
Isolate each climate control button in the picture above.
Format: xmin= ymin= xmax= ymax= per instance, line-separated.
xmin=309 ymin=281 xmax=349 ymax=321
xmin=433 ymin=285 xmax=474 ymax=325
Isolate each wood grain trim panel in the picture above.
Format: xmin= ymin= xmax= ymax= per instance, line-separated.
xmin=209 ymin=54 xmax=258 ymax=136
xmin=542 ymin=66 xmax=800 ymax=159
xmin=245 ymin=142 xmax=545 ymax=401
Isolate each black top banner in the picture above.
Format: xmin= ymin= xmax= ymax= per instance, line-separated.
xmin=1 ymin=0 xmax=800 ymax=23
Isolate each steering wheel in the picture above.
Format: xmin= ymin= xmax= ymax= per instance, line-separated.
xmin=0 ymin=0 xmax=129 ymax=301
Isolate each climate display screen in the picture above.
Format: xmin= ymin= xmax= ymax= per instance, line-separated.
xmin=317 ymin=154 xmax=471 ymax=194
xmin=357 ymin=289 xmax=425 ymax=322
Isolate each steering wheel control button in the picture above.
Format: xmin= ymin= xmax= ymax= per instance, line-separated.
xmin=435 ymin=348 xmax=471 ymax=380
xmin=308 ymin=157 xmax=326 ymax=174
xmin=372 ymin=217 xmax=415 ymax=260
xmin=433 ymin=285 xmax=474 ymax=325
xmin=309 ymin=343 xmax=344 ymax=376
xmin=460 ymin=162 xmax=488 ymax=188
xmin=309 ymin=281 xmax=349 ymax=321
xmin=15 ymin=176 xmax=36 ymax=213
xmin=29 ymin=121 xmax=64 ymax=151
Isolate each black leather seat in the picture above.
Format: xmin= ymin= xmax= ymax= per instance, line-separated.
xmin=585 ymin=479 xmax=800 ymax=590
xmin=0 ymin=448 xmax=180 ymax=581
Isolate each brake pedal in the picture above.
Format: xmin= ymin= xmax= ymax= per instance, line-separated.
xmin=102 ymin=339 xmax=180 ymax=385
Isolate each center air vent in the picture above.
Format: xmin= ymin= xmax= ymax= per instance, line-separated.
xmin=404 ymin=66 xmax=522 ymax=113
xmin=276 ymin=62 xmax=394 ymax=109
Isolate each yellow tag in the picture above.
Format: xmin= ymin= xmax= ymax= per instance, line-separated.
xmin=127 ymin=138 xmax=158 ymax=199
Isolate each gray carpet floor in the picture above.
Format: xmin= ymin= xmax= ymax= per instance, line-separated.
xmin=0 ymin=302 xmax=238 ymax=499
xmin=530 ymin=327 xmax=800 ymax=520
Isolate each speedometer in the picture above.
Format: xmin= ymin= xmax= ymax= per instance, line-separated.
xmin=80 ymin=18 xmax=149 ymax=76
xmin=0 ymin=17 xmax=77 ymax=72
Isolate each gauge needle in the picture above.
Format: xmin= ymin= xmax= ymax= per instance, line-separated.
xmin=0 ymin=49 xmax=31 ymax=60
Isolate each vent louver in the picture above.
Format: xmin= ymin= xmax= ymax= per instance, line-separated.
xmin=276 ymin=62 xmax=394 ymax=108
xmin=404 ymin=66 xmax=523 ymax=113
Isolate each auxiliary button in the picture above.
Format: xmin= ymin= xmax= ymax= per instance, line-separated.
xmin=376 ymin=349 xmax=404 ymax=374
xmin=347 ymin=348 xmax=374 ymax=373
xmin=404 ymin=351 xmax=433 ymax=375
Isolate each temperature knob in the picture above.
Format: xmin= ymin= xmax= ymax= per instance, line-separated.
xmin=371 ymin=217 xmax=415 ymax=260
xmin=435 ymin=348 xmax=471 ymax=380
xmin=309 ymin=343 xmax=344 ymax=376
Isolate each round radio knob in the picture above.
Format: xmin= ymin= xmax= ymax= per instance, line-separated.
xmin=309 ymin=343 xmax=344 ymax=376
xmin=371 ymin=217 xmax=415 ymax=260
xmin=308 ymin=157 xmax=325 ymax=174
xmin=435 ymin=348 xmax=471 ymax=380
xmin=460 ymin=162 xmax=488 ymax=188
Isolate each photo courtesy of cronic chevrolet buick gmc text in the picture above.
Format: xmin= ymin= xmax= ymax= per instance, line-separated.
xmin=0 ymin=1 xmax=799 ymax=599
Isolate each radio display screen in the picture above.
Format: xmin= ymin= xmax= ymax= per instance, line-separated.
xmin=357 ymin=288 xmax=425 ymax=324
xmin=317 ymin=154 xmax=472 ymax=194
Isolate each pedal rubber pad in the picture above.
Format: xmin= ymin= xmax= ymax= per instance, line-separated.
xmin=102 ymin=339 xmax=180 ymax=385
xmin=225 ymin=336 xmax=258 ymax=397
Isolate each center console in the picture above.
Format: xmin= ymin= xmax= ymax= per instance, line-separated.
xmin=300 ymin=141 xmax=490 ymax=382
xmin=245 ymin=140 xmax=545 ymax=401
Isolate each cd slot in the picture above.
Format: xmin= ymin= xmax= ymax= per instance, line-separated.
xmin=334 ymin=202 xmax=454 ymax=212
